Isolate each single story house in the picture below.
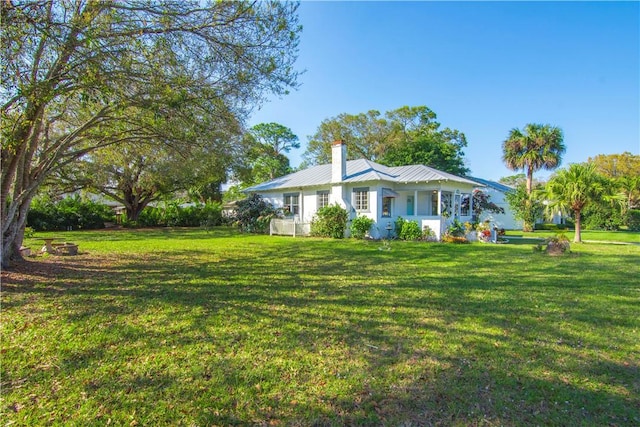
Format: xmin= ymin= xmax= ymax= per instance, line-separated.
xmin=245 ymin=141 xmax=481 ymax=239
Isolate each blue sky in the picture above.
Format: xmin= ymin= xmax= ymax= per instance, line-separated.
xmin=249 ymin=1 xmax=640 ymax=182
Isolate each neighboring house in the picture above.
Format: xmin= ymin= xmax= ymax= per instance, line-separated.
xmin=468 ymin=177 xmax=523 ymax=230
xmin=245 ymin=141 xmax=481 ymax=239
xmin=469 ymin=177 xmax=565 ymax=229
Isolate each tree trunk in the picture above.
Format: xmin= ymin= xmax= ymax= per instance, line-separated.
xmin=526 ymin=167 xmax=534 ymax=195
xmin=123 ymin=189 xmax=152 ymax=223
xmin=1 ymin=196 xmax=33 ymax=269
xmin=127 ymin=204 xmax=147 ymax=223
xmin=574 ymin=210 xmax=582 ymax=243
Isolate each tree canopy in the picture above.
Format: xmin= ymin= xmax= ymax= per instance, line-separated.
xmin=588 ymin=152 xmax=640 ymax=179
xmin=303 ymin=106 xmax=469 ymax=175
xmin=544 ymin=163 xmax=609 ymax=243
xmin=1 ymin=1 xmax=302 ymax=266
xmin=244 ymin=123 xmax=298 ymax=181
xmin=502 ymin=123 xmax=565 ymax=194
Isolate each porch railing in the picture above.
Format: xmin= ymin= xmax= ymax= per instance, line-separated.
xmin=270 ymin=218 xmax=311 ymax=237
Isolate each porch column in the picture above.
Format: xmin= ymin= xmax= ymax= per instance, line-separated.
xmin=414 ymin=190 xmax=418 ymax=216
xmin=299 ymin=191 xmax=304 ymax=222
xmin=437 ymin=190 xmax=442 ymax=216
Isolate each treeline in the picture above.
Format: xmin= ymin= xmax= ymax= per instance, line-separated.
xmin=26 ymin=196 xmax=228 ymax=231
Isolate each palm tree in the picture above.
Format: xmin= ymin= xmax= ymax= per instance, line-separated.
xmin=544 ymin=163 xmax=607 ymax=243
xmin=617 ymin=175 xmax=640 ymax=213
xmin=502 ymin=124 xmax=566 ymax=195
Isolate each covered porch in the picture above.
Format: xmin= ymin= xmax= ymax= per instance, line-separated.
xmin=380 ymin=188 xmax=474 ymax=240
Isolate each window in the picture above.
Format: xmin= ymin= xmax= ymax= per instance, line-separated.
xmin=431 ymin=191 xmax=439 ymax=215
xmin=353 ymin=187 xmax=369 ymax=211
xmin=317 ymin=191 xmax=329 ymax=209
xmin=382 ymin=197 xmax=392 ymax=217
xmin=460 ymin=193 xmax=471 ymax=216
xmin=441 ymin=192 xmax=452 ymax=216
xmin=454 ymin=191 xmax=461 ymax=217
xmin=283 ymin=193 xmax=299 ymax=216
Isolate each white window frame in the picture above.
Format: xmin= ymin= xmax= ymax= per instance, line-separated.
xmin=283 ymin=193 xmax=300 ymax=216
xmin=353 ymin=187 xmax=369 ymax=212
xmin=317 ymin=190 xmax=330 ymax=209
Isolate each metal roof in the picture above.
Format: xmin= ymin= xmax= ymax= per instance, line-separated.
xmin=467 ymin=176 xmax=515 ymax=193
xmin=245 ymin=159 xmax=481 ymax=192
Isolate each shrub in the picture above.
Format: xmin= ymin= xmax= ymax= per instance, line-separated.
xmin=234 ymin=194 xmax=276 ymax=233
xmin=442 ymin=219 xmax=468 ymax=243
xmin=626 ymin=209 xmax=640 ymax=232
xmin=446 ymin=219 xmax=466 ymax=237
xmin=399 ymin=220 xmax=422 ymax=241
xmin=27 ymin=195 xmax=114 ymax=231
xmin=310 ymin=204 xmax=348 ymax=238
xmin=23 ymin=227 xmax=35 ymax=238
xmin=135 ymin=202 xmax=223 ymax=228
xmin=200 ymin=202 xmax=224 ymax=229
xmin=422 ymin=225 xmax=437 ymax=241
xmin=137 ymin=207 xmax=163 ymax=227
xmin=350 ymin=215 xmax=374 ymax=239
xmin=582 ymin=203 xmax=623 ymax=231
xmin=534 ymin=223 xmax=570 ymax=231
xmin=394 ymin=217 xmax=406 ymax=238
xmin=533 ymin=233 xmax=571 ymax=255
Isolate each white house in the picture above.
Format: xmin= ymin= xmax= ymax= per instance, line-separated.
xmin=245 ymin=141 xmax=481 ymax=240
xmin=469 ymin=177 xmax=523 ymax=230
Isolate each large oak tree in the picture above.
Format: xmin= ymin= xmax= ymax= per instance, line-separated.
xmin=1 ymin=1 xmax=301 ymax=267
xmin=303 ymin=106 xmax=469 ymax=175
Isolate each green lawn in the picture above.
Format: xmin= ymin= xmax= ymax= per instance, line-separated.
xmin=505 ymin=228 xmax=640 ymax=244
xmin=2 ymin=228 xmax=639 ymax=425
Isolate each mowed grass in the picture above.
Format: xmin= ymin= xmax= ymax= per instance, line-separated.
xmin=505 ymin=228 xmax=640 ymax=244
xmin=2 ymin=228 xmax=639 ymax=426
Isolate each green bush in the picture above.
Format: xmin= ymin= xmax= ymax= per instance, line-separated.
xmin=27 ymin=195 xmax=114 ymax=231
xmin=310 ymin=204 xmax=348 ymax=238
xmin=23 ymin=227 xmax=35 ymax=238
xmin=534 ymin=223 xmax=570 ymax=231
xmin=446 ymin=219 xmax=466 ymax=237
xmin=533 ymin=233 xmax=571 ymax=255
xmin=394 ymin=217 xmax=406 ymax=238
xmin=582 ymin=203 xmax=623 ymax=231
xmin=626 ymin=209 xmax=640 ymax=232
xmin=422 ymin=225 xmax=437 ymax=241
xmin=234 ymin=194 xmax=275 ymax=233
xmin=137 ymin=207 xmax=163 ymax=227
xmin=137 ymin=202 xmax=223 ymax=228
xmin=442 ymin=219 xmax=469 ymax=243
xmin=399 ymin=220 xmax=422 ymax=241
xmin=350 ymin=215 xmax=374 ymax=239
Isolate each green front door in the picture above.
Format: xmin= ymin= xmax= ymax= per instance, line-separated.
xmin=407 ymin=196 xmax=414 ymax=216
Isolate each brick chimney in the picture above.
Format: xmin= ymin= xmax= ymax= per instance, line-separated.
xmin=331 ymin=140 xmax=346 ymax=183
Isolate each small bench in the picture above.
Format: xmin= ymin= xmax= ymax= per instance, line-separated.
xmin=55 ymin=243 xmax=79 ymax=256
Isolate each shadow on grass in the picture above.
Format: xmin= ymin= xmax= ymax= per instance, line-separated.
xmin=3 ymin=237 xmax=639 ymax=425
